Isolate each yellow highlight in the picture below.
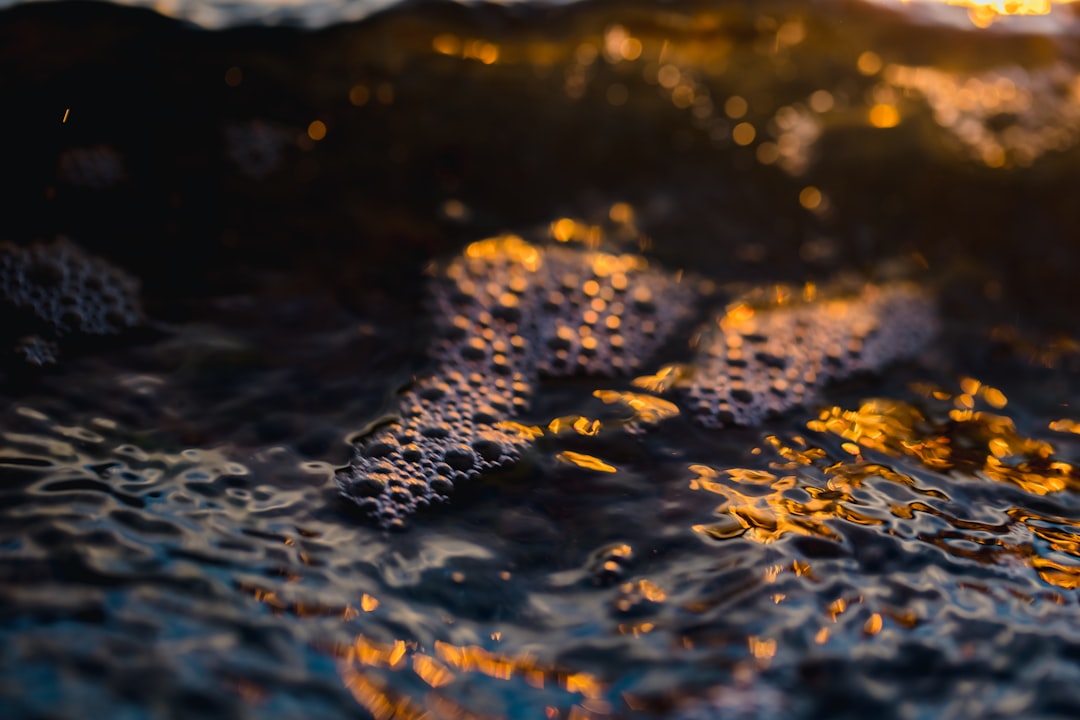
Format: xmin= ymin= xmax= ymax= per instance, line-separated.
xmin=724 ymin=95 xmax=748 ymax=119
xmin=1050 ymin=419 xmax=1080 ymax=434
xmin=412 ymin=654 xmax=454 ymax=688
xmin=464 ymin=40 xmax=500 ymax=65
xmin=609 ymin=202 xmax=634 ymax=224
xmin=432 ymin=33 xmax=461 ymax=55
xmin=799 ymin=186 xmax=823 ymax=210
xmin=811 ymin=395 xmax=1077 ymax=496
xmin=432 ymin=34 xmax=499 ymax=64
xmin=360 ymin=594 xmax=379 ymax=612
xmin=307 ymin=120 xmax=327 ymax=141
xmin=496 ymin=420 xmax=545 ymax=439
xmin=857 ymin=51 xmax=883 ymax=76
xmin=593 ymin=390 xmax=680 ymax=425
xmin=465 ymin=235 xmax=542 ymax=272
xmin=869 ymin=104 xmax=900 ymax=128
xmin=547 ymin=415 xmax=601 ymax=436
xmin=901 ymin=0 xmax=1076 ymax=27
xmin=621 ymin=38 xmax=643 ymax=61
xmin=983 ymin=387 xmax=1008 ymax=408
xmin=732 ymin=122 xmax=756 ymax=146
xmin=748 ymin=636 xmax=777 ymax=660
xmin=624 ymin=578 xmax=667 ymax=602
xmin=557 ymin=451 xmax=617 ymax=473
xmin=632 ymin=364 xmax=691 ymax=394
xmin=552 ymin=217 xmax=576 ymax=242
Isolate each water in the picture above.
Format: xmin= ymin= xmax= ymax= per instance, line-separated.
xmin=3 ymin=0 xmax=1080 ymax=718
xmin=3 ymin=0 xmax=1080 ymax=31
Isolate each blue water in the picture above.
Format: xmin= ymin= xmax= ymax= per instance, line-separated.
xmin=3 ymin=0 xmax=1080 ymax=718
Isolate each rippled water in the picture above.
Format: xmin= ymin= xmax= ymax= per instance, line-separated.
xmin=3 ymin=0 xmax=1080 ymax=718
xmin=7 ymin=0 xmax=1080 ymax=30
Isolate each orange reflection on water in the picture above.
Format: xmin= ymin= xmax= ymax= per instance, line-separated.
xmin=885 ymin=61 xmax=1080 ymax=167
xmin=689 ymin=464 xmax=882 ymax=544
xmin=810 ymin=396 xmax=1078 ymax=495
xmin=687 ymin=382 xmax=1080 ymax=590
xmin=593 ymin=389 xmax=680 ymax=428
xmin=335 ymin=634 xmax=609 ymax=719
xmin=895 ymin=0 xmax=1076 ymax=27
xmin=432 ymin=33 xmax=500 ymax=64
xmin=339 ymin=666 xmax=432 ymax=720
xmin=1049 ymin=418 xmax=1080 ymax=434
xmin=557 ymin=451 xmax=618 ymax=473
xmin=434 ymin=642 xmax=605 ymax=700
xmin=240 ymin=582 xmax=378 ymax=620
xmin=461 ymin=234 xmax=542 ymax=272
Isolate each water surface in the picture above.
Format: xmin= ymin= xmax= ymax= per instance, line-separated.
xmin=2 ymin=1 xmax=1080 ymax=718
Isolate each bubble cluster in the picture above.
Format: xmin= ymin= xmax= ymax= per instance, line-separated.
xmin=336 ymin=235 xmax=698 ymax=528
xmin=683 ymin=283 xmax=935 ymax=428
xmin=0 ymin=239 xmax=143 ymax=363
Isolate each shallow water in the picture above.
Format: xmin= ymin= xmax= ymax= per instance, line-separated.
xmin=3 ymin=0 xmax=1080 ymax=718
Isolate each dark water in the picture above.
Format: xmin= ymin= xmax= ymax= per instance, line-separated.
xmin=3 ymin=1 xmax=1080 ymax=718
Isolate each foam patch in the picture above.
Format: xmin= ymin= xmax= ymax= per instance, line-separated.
xmin=682 ymin=283 xmax=936 ymax=428
xmin=0 ymin=238 xmax=143 ymax=364
xmin=338 ymin=236 xmax=936 ymax=528
xmin=336 ymin=235 xmax=698 ymax=528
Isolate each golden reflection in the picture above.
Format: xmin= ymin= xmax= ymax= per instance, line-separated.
xmin=732 ymin=122 xmax=757 ymax=146
xmin=747 ymin=636 xmax=777 ymax=664
xmin=462 ymin=234 xmax=541 ymax=272
xmin=856 ymin=51 xmax=883 ymax=76
xmin=593 ymin=390 xmax=680 ymax=426
xmin=240 ymin=582 xmax=379 ymax=620
xmin=547 ymin=217 xmax=621 ymax=251
xmin=885 ymin=61 xmax=1080 ymax=167
xmin=432 ymin=33 xmax=500 ymax=64
xmin=868 ymin=103 xmax=900 ymax=128
xmin=339 ymin=666 xmax=431 ymax=720
xmin=557 ymin=451 xmax=618 ymax=473
xmin=618 ymin=579 xmax=667 ymax=605
xmin=632 ymin=364 xmax=693 ymax=394
xmin=1049 ymin=418 xmax=1080 ymax=434
xmin=548 ymin=415 xmax=602 ymax=436
xmin=413 ymin=654 xmax=456 ymax=688
xmin=687 ymin=379 xmax=1080 ymax=590
xmin=335 ymin=633 xmax=610 ymax=718
xmin=798 ymin=186 xmax=823 ymax=210
xmin=307 ymin=120 xmax=327 ymax=141
xmin=809 ymin=395 xmax=1078 ymax=495
xmin=495 ymin=421 xmax=544 ymax=440
xmin=894 ymin=0 xmax=1077 ymax=27
xmin=689 ymin=464 xmax=882 ymax=544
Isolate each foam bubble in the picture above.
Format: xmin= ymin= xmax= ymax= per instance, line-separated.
xmin=336 ymin=235 xmax=697 ymax=528
xmin=0 ymin=238 xmax=144 ymax=364
xmin=683 ymin=283 xmax=936 ymax=428
xmin=338 ymin=235 xmax=935 ymax=528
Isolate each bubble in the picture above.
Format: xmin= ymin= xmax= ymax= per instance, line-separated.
xmin=337 ymin=234 xmax=697 ymax=526
xmin=0 ymin=239 xmax=143 ymax=363
xmin=684 ymin=284 xmax=935 ymax=428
